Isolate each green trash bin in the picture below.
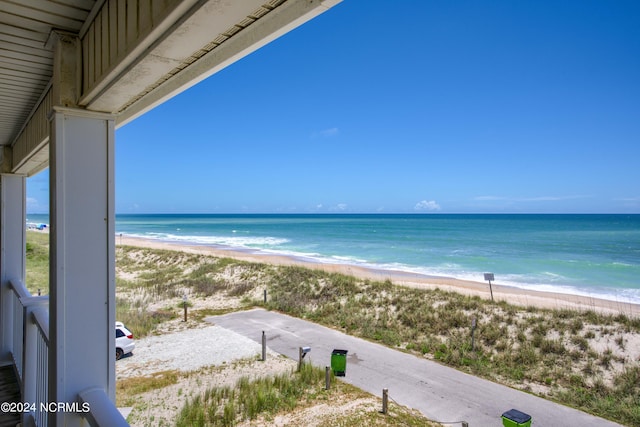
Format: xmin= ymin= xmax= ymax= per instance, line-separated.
xmin=501 ymin=409 xmax=532 ymax=427
xmin=331 ymin=349 xmax=348 ymax=377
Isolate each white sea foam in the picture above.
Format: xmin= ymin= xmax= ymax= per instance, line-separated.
xmin=612 ymin=262 xmax=632 ymax=267
xmin=258 ymin=248 xmax=324 ymax=261
xmin=119 ymin=227 xmax=640 ymax=305
xmin=466 ymin=273 xmax=640 ymax=304
xmin=126 ymin=232 xmax=289 ymax=248
xmin=307 ymin=260 xmax=640 ymax=305
xmin=331 ymin=255 xmax=370 ymax=264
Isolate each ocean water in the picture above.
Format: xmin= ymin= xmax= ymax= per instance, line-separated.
xmin=27 ymin=213 xmax=640 ymax=304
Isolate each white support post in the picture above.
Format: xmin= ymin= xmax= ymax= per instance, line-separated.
xmin=48 ymin=107 xmax=116 ymax=426
xmin=0 ymin=174 xmax=26 ymax=362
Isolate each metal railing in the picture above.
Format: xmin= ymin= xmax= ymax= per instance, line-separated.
xmin=6 ymin=279 xmax=128 ymax=427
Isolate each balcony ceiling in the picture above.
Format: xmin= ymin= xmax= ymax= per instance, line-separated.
xmin=0 ymin=0 xmax=96 ymax=149
xmin=0 ymin=0 xmax=339 ymax=162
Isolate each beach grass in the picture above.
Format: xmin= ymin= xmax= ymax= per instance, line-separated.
xmin=25 ymin=231 xmax=49 ymax=294
xmin=115 ymin=297 xmax=175 ymax=338
xmin=24 ymin=233 xmax=640 ymax=425
xmin=115 ymin=246 xmax=639 ymax=426
xmin=260 ymin=265 xmax=640 ymax=425
xmin=117 ymin=370 xmax=180 ymax=407
xmin=175 ymin=363 xmax=438 ymax=427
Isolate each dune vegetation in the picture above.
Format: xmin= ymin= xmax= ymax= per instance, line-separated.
xmin=25 ymin=232 xmax=640 ymax=426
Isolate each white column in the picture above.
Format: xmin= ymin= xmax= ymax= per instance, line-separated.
xmin=0 ymin=173 xmax=26 ymax=361
xmin=48 ymin=107 xmax=116 ymax=425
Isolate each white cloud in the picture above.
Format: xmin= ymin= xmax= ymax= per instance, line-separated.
xmin=414 ymin=200 xmax=441 ymax=211
xmin=474 ymin=196 xmax=506 ymax=201
xmin=520 ymin=196 xmax=575 ymax=201
xmin=320 ymin=127 xmax=339 ymax=137
xmin=26 ymin=197 xmax=45 ymax=212
xmin=329 ymin=203 xmax=348 ymax=212
xmin=474 ymin=195 xmax=592 ymax=202
xmin=313 ymin=127 xmax=339 ymax=138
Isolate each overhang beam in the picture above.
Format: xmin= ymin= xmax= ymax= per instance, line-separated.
xmin=8 ymin=0 xmax=342 ymax=176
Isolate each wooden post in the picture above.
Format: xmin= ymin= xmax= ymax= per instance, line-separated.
xmin=471 ymin=317 xmax=477 ymax=351
xmin=182 ymin=294 xmax=188 ymax=322
xmin=261 ymin=331 xmax=266 ymax=361
xmin=298 ymin=347 xmax=303 ymax=372
xmin=382 ymin=388 xmax=388 ymax=415
xmin=325 ymin=366 xmax=330 ymax=390
xmin=484 ymin=273 xmax=495 ymax=302
xmin=263 ymin=289 xmax=267 ymax=304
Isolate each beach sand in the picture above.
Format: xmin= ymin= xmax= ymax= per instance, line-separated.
xmin=117 ymin=235 xmax=640 ymax=318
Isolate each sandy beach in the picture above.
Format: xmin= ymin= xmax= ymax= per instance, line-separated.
xmin=118 ymin=235 xmax=640 ymax=317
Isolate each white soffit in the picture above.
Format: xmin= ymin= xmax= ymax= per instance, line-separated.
xmin=85 ymin=0 xmax=341 ymax=127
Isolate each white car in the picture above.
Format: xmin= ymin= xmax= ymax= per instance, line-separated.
xmin=115 ymin=321 xmax=135 ymax=360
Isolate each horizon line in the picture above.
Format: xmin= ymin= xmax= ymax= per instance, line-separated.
xmin=26 ymin=212 xmax=640 ymax=216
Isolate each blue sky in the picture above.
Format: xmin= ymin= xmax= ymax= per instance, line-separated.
xmin=27 ymin=0 xmax=640 ymax=214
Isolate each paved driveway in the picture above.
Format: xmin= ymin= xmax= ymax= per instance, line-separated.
xmin=207 ymin=308 xmax=623 ymax=427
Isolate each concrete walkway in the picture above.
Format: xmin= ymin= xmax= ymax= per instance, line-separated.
xmin=207 ymin=308 xmax=623 ymax=427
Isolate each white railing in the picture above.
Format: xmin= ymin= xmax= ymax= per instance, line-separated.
xmin=30 ymin=306 xmax=49 ymax=427
xmin=10 ymin=281 xmax=28 ymax=379
xmin=8 ymin=280 xmax=49 ymax=426
xmin=6 ymin=280 xmax=128 ymax=427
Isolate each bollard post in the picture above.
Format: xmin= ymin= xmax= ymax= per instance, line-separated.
xmin=325 ymin=366 xmax=330 ymax=390
xmin=183 ymin=294 xmax=188 ymax=322
xmin=264 ymin=289 xmax=267 ymax=304
xmin=298 ymin=346 xmax=310 ymax=371
xmin=261 ymin=331 xmax=266 ymax=361
xmin=382 ymin=388 xmax=388 ymax=415
xmin=471 ymin=317 xmax=477 ymax=351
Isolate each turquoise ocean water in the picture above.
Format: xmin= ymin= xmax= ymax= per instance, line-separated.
xmin=27 ymin=214 xmax=640 ymax=304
